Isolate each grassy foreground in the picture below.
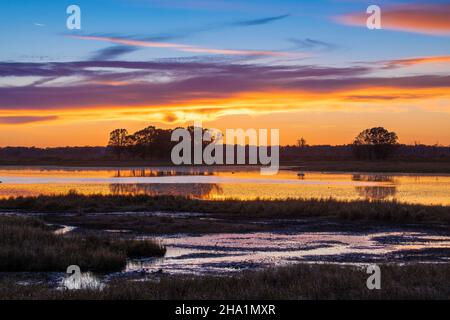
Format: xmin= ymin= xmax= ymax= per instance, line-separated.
xmin=1 ymin=263 xmax=450 ymax=300
xmin=1 ymin=193 xmax=449 ymax=224
xmin=0 ymin=216 xmax=166 ymax=272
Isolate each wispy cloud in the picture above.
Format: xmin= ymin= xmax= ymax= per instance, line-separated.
xmin=86 ymin=14 xmax=290 ymax=59
xmin=90 ymin=46 xmax=139 ymax=60
xmin=382 ymin=55 xmax=450 ymax=69
xmin=288 ymin=38 xmax=338 ymax=52
xmin=71 ymin=35 xmax=295 ymax=57
xmin=233 ymin=14 xmax=289 ymax=26
xmin=145 ymin=14 xmax=290 ymax=39
xmin=336 ymin=3 xmax=450 ymax=36
xmin=1 ymin=59 xmax=448 ymax=119
xmin=0 ymin=116 xmax=58 ymax=124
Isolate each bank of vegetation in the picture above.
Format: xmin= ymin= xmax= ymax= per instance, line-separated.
xmin=1 ymin=263 xmax=449 ymax=300
xmin=0 ymin=216 xmax=165 ymax=272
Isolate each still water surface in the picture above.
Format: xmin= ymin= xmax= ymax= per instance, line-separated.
xmin=0 ymin=166 xmax=449 ymax=205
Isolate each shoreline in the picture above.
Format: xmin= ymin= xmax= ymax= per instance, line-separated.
xmin=1 ymin=160 xmax=450 ymax=174
xmin=1 ymin=197 xmax=450 ymax=299
xmin=1 ymin=194 xmax=449 ymax=224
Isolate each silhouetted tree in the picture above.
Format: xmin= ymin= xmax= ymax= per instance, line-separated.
xmin=352 ymin=127 xmax=398 ymax=160
xmin=131 ymin=126 xmax=157 ymax=159
xmin=152 ymin=128 xmax=174 ymax=159
xmin=297 ymin=137 xmax=307 ymax=148
xmin=108 ymin=129 xmax=129 ymax=159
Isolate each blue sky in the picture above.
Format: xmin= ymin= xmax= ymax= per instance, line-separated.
xmin=1 ymin=0 xmax=449 ymax=64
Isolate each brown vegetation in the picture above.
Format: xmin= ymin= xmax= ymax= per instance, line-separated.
xmin=0 ymin=216 xmax=166 ymax=272
xmin=1 ymin=263 xmax=450 ymax=300
xmin=1 ymin=194 xmax=449 ymax=225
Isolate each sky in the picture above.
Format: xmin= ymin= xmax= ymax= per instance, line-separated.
xmin=0 ymin=0 xmax=449 ymax=147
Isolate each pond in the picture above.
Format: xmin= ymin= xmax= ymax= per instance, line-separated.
xmin=0 ymin=166 xmax=449 ymax=205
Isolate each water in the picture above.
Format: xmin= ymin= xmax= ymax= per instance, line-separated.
xmin=0 ymin=166 xmax=449 ymax=205
xmin=125 ymin=228 xmax=450 ymax=275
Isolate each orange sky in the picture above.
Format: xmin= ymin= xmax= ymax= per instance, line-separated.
xmin=1 ymin=84 xmax=450 ymax=147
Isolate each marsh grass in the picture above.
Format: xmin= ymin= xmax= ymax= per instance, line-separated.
xmin=1 ymin=263 xmax=450 ymax=300
xmin=1 ymin=194 xmax=449 ymax=224
xmin=0 ymin=216 xmax=165 ymax=272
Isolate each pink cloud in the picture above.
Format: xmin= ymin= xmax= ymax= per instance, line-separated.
xmin=69 ymin=35 xmax=296 ymax=57
xmin=336 ymin=4 xmax=450 ymax=36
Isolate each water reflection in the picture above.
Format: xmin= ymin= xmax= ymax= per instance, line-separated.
xmin=114 ymin=169 xmax=215 ymax=178
xmin=1 ymin=168 xmax=449 ymax=205
xmin=352 ymin=174 xmax=397 ymax=200
xmin=109 ymin=183 xmax=223 ymax=198
xmin=355 ymin=186 xmax=397 ymax=200
xmin=352 ymin=174 xmax=395 ymax=183
xmin=129 ymin=230 xmax=450 ymax=275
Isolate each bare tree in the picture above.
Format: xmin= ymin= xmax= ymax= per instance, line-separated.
xmin=297 ymin=137 xmax=307 ymax=148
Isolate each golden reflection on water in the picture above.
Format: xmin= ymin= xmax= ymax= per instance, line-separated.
xmin=0 ymin=167 xmax=449 ymax=205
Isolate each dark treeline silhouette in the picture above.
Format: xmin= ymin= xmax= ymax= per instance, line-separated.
xmin=1 ymin=125 xmax=450 ymax=164
xmin=0 ymin=146 xmax=107 ymax=161
xmin=109 ymin=125 xmax=286 ymax=164
xmin=1 ymin=144 xmax=450 ymax=164
xmin=352 ymin=127 xmax=399 ymax=160
xmin=108 ymin=126 xmax=217 ymax=161
xmin=108 ymin=126 xmax=175 ymax=160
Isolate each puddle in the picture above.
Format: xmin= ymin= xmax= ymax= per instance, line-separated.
xmin=54 ymin=225 xmax=77 ymax=235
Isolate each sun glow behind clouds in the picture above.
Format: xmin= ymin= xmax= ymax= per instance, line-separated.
xmin=1 ymin=85 xmax=449 ymax=126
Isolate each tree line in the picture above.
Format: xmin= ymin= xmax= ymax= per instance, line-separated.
xmin=1 ymin=128 xmax=449 ymax=165
xmin=108 ymin=125 xmax=400 ymax=161
xmin=108 ymin=126 xmax=174 ymax=160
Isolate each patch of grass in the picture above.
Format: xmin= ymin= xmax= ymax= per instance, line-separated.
xmin=108 ymin=237 xmax=165 ymax=259
xmin=1 ymin=194 xmax=449 ymax=224
xmin=1 ymin=263 xmax=450 ymax=300
xmin=0 ymin=216 xmax=165 ymax=272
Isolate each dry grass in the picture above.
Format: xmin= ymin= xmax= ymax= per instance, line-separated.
xmin=0 ymin=216 xmax=165 ymax=272
xmin=1 ymin=194 xmax=449 ymax=224
xmin=1 ymin=263 xmax=450 ymax=300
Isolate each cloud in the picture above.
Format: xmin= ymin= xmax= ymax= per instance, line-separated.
xmin=232 ymin=14 xmax=289 ymax=26
xmin=381 ymin=55 xmax=450 ymax=69
xmin=0 ymin=116 xmax=58 ymax=124
xmin=1 ymin=59 xmax=448 ymax=116
xmin=90 ymin=46 xmax=139 ymax=60
xmin=288 ymin=38 xmax=338 ymax=52
xmin=71 ymin=35 xmax=295 ymax=57
xmin=336 ymin=3 xmax=450 ymax=36
xmin=87 ymin=14 xmax=290 ymax=59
